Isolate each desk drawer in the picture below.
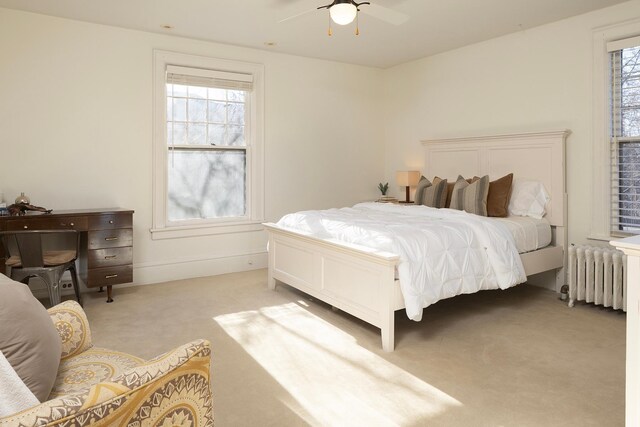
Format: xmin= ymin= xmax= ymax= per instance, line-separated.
xmin=88 ymin=247 xmax=132 ymax=269
xmin=88 ymin=229 xmax=133 ymax=249
xmin=5 ymin=216 xmax=88 ymax=231
xmin=86 ymin=265 xmax=133 ymax=288
xmin=89 ymin=214 xmax=132 ymax=230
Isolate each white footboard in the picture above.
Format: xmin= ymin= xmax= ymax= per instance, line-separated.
xmin=264 ymin=223 xmax=400 ymax=351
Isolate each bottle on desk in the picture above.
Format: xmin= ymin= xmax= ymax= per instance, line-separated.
xmin=0 ymin=191 xmax=8 ymax=216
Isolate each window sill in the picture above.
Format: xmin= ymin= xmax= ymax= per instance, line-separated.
xmin=150 ymin=220 xmax=265 ymax=240
xmin=588 ymin=233 xmax=636 ymax=243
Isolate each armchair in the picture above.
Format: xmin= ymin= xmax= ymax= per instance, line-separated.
xmin=0 ymin=301 xmax=213 ymax=426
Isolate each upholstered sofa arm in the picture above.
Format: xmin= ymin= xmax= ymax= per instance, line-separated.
xmin=47 ymin=301 xmax=93 ymax=360
xmin=0 ymin=339 xmax=213 ymax=427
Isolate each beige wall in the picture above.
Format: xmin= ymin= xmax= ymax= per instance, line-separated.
xmin=3 ymin=2 xmax=640 ymax=287
xmin=0 ymin=8 xmax=385 ymax=285
xmin=382 ymin=1 xmax=640 ymax=246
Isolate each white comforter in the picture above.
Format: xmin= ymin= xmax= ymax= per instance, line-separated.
xmin=277 ymin=203 xmax=526 ymax=321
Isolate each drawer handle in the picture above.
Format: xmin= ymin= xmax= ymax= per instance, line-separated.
xmin=105 ymin=274 xmax=118 ymax=279
xmin=105 ymin=255 xmax=117 ymax=260
xmin=60 ymin=222 xmax=75 ymax=227
xmin=105 ymin=237 xmax=119 ymax=241
xmin=109 ymin=220 xmax=114 ymax=224
xmin=23 ymin=225 xmax=28 ymax=229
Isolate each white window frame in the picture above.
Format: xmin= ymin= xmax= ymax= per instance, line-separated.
xmin=590 ymin=20 xmax=640 ymax=241
xmin=151 ymin=50 xmax=264 ymax=240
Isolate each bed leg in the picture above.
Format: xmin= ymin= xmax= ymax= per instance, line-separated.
xmin=267 ymin=271 xmax=276 ymax=290
xmin=381 ymin=316 xmax=395 ymax=352
xmin=380 ymin=271 xmax=396 ymax=352
xmin=555 ymin=266 xmax=566 ymax=293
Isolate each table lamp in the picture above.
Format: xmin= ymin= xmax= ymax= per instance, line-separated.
xmin=396 ymin=171 xmax=420 ymax=203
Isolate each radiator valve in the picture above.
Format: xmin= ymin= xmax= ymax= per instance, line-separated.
xmin=559 ymin=284 xmax=569 ymax=301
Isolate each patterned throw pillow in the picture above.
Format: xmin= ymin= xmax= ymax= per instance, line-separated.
xmin=414 ymin=176 xmax=432 ymax=206
xmin=450 ymin=175 xmax=490 ymax=216
xmin=421 ymin=177 xmax=448 ymax=208
xmin=449 ymin=175 xmax=469 ymax=210
xmin=445 ymin=177 xmax=474 ymax=208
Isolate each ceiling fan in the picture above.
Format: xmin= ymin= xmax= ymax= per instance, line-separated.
xmin=279 ymin=0 xmax=409 ymax=36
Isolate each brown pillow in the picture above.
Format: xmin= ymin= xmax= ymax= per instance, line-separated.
xmin=421 ymin=177 xmax=448 ymax=208
xmin=473 ymin=173 xmax=513 ymax=217
xmin=0 ymin=275 xmax=61 ymax=401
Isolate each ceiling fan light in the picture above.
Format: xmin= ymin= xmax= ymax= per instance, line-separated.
xmin=330 ymin=3 xmax=357 ymax=25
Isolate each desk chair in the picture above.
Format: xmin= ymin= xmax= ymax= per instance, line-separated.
xmin=0 ymin=230 xmax=81 ymax=306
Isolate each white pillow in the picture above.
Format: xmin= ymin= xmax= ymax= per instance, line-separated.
xmin=0 ymin=350 xmax=39 ymax=417
xmin=508 ymin=179 xmax=550 ymax=219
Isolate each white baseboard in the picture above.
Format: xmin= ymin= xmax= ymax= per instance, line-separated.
xmin=526 ymin=270 xmax=557 ymax=291
xmin=29 ymin=279 xmax=77 ymax=299
xmin=27 ymin=251 xmax=268 ymax=298
xmin=132 ymin=250 xmax=268 ymax=286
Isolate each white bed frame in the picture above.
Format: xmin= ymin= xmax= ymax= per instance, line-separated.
xmin=264 ymin=130 xmax=570 ymax=351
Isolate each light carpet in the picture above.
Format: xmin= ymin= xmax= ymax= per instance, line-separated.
xmin=80 ymin=269 xmax=625 ymax=427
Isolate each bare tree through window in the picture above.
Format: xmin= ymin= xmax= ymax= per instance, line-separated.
xmin=166 ymin=82 xmax=248 ymax=222
xmin=614 ymin=45 xmax=640 ymax=233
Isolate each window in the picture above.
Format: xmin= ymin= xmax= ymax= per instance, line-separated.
xmin=609 ymin=37 xmax=640 ymax=235
xmin=152 ymin=51 xmax=264 ymax=239
xmin=591 ymin=25 xmax=640 ymax=241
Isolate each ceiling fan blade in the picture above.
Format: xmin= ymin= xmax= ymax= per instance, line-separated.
xmin=361 ymin=4 xmax=409 ymax=25
xmin=278 ymin=7 xmax=317 ymax=23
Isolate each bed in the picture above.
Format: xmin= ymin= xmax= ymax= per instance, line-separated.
xmin=264 ymin=130 xmax=570 ymax=351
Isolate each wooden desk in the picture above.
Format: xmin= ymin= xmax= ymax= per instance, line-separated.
xmin=0 ymin=208 xmax=134 ymax=302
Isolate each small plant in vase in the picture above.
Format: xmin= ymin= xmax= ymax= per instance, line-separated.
xmin=377 ymin=183 xmax=396 ymax=203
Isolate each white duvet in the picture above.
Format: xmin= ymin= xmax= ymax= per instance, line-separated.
xmin=276 ymin=203 xmax=526 ymax=321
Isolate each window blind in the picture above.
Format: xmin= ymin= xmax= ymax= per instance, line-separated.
xmin=610 ymin=40 xmax=640 ymax=234
xmin=166 ymin=65 xmax=253 ymax=91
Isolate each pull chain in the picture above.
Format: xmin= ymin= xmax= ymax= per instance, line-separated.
xmin=355 ymin=10 xmax=360 ymax=36
xmin=328 ymin=13 xmax=333 ymax=36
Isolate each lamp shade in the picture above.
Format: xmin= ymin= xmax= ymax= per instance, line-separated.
xmin=330 ymin=3 xmax=358 ymax=25
xmin=396 ymin=171 xmax=420 ymax=187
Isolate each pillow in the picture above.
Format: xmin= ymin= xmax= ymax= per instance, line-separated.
xmin=0 ymin=350 xmax=39 ymax=417
xmin=449 ymin=175 xmax=469 ymax=210
xmin=473 ymin=173 xmax=513 ymax=217
xmin=445 ymin=177 xmax=474 ymax=208
xmin=421 ymin=177 xmax=448 ymax=208
xmin=414 ymin=176 xmax=432 ymax=206
xmin=0 ymin=275 xmax=61 ymax=401
xmin=508 ymin=179 xmax=550 ymax=219
xmin=451 ymin=175 xmax=490 ymax=216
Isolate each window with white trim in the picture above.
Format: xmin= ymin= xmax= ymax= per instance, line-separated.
xmin=152 ymin=51 xmax=264 ymax=239
xmin=609 ymin=36 xmax=640 ymax=234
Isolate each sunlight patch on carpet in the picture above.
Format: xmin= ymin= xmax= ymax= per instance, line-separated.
xmin=214 ymin=302 xmax=461 ymax=426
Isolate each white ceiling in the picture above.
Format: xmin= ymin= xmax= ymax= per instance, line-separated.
xmin=0 ymin=0 xmax=629 ymax=68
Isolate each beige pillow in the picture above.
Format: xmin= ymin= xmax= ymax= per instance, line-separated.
xmin=414 ymin=176 xmax=432 ymax=206
xmin=0 ymin=275 xmax=61 ymax=401
xmin=449 ymin=175 xmax=469 ymax=210
xmin=445 ymin=177 xmax=474 ymax=208
xmin=421 ymin=177 xmax=448 ymax=208
xmin=450 ymin=175 xmax=490 ymax=216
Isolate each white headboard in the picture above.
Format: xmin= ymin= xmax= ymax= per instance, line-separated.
xmin=421 ymin=130 xmax=569 ymax=227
